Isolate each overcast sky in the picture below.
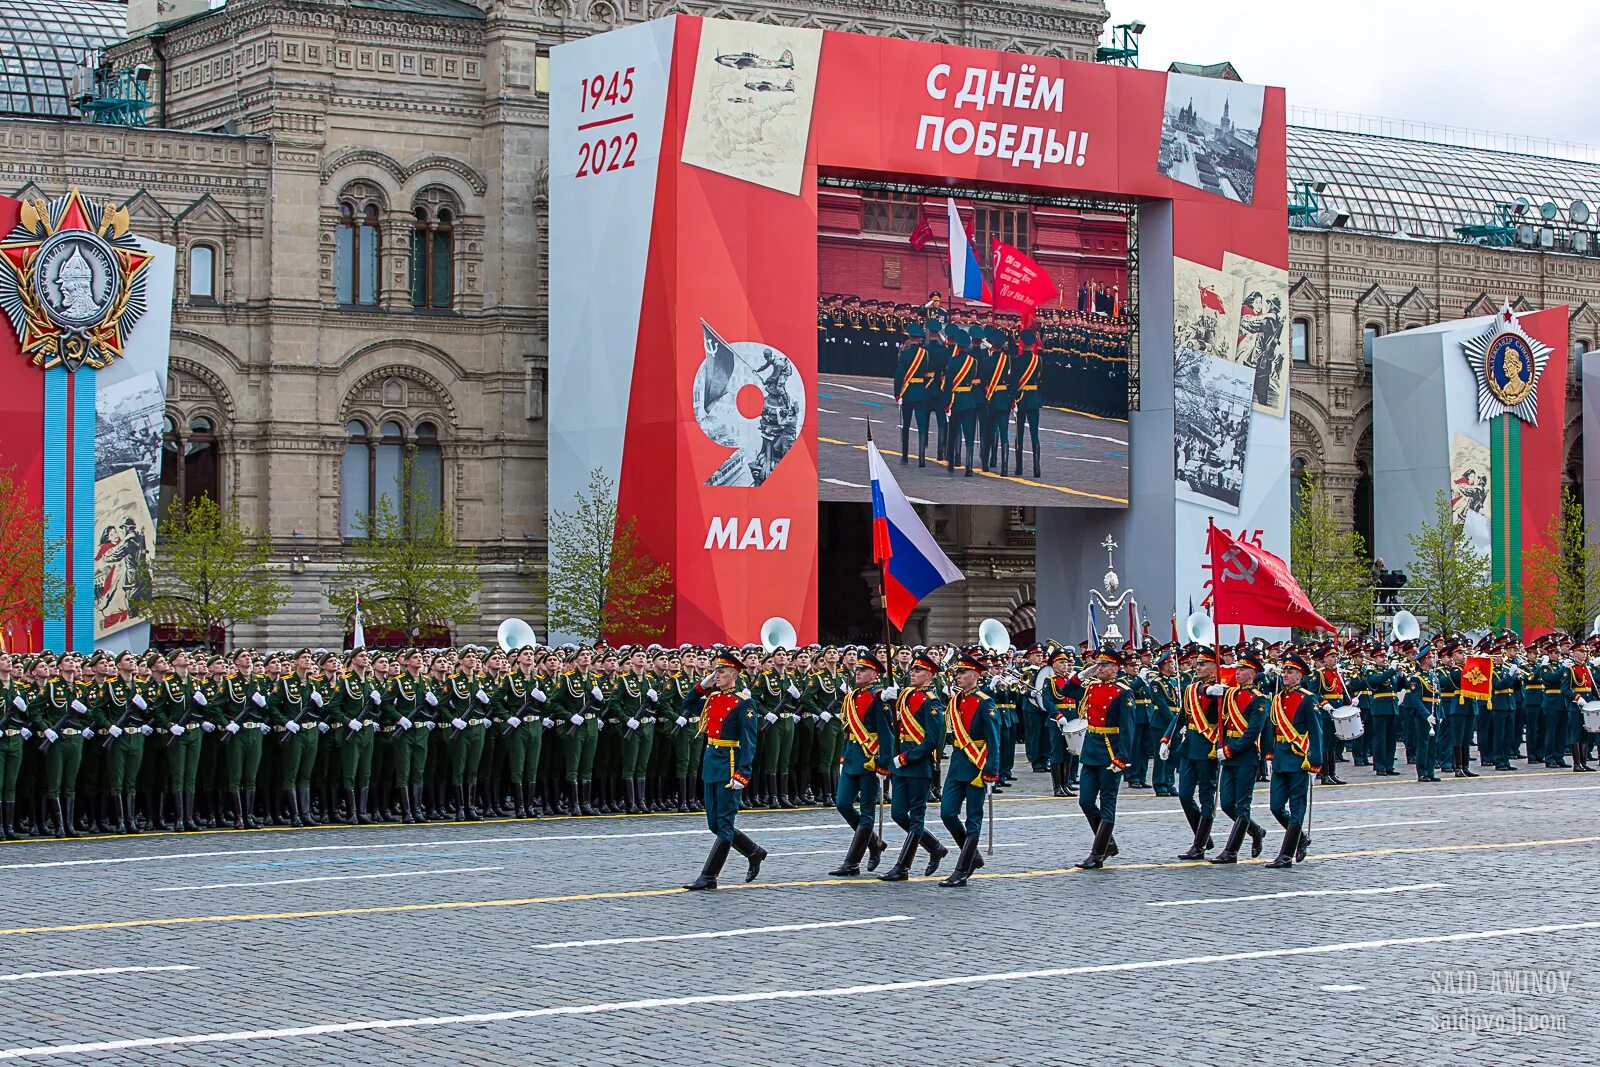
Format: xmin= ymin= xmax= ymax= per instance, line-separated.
xmin=1106 ymin=1 xmax=1600 ymax=150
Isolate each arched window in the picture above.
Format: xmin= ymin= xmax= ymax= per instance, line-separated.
xmin=1290 ymin=456 xmax=1309 ymax=518
xmin=334 ymin=184 xmax=384 ymax=306
xmin=409 ymin=192 xmax=456 ymax=309
xmin=159 ymin=412 xmax=222 ymax=516
xmin=1291 ymin=318 xmax=1310 ymax=363
xmin=188 ymin=243 xmax=216 ymax=302
xmin=1363 ymin=323 xmax=1381 ymax=367
xmin=1574 ymin=338 xmax=1589 ymax=376
xmin=341 ymin=417 xmax=446 ymax=538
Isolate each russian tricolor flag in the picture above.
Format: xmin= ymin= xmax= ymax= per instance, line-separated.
xmin=868 ymin=439 xmax=964 ymax=629
xmin=946 ymin=197 xmax=992 ymax=304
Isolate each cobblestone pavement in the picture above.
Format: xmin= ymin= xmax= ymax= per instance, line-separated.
xmin=0 ymin=763 xmax=1595 ymax=1064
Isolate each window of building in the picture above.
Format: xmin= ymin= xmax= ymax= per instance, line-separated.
xmin=859 ymin=190 xmax=920 ymax=236
xmin=334 ymin=183 xmax=384 ymax=306
xmin=188 ymin=243 xmax=216 ymax=302
xmin=1574 ymin=338 xmax=1589 ymax=375
xmin=1292 ymin=318 xmax=1309 ymax=362
xmin=409 ymin=191 xmax=457 ymax=309
xmin=1363 ymin=323 xmax=1381 ymax=367
xmin=341 ymin=418 xmax=446 ymax=537
xmin=974 ymin=205 xmax=1030 ymax=260
xmin=159 ymin=413 xmax=221 ymax=517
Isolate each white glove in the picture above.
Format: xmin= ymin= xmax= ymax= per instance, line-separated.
xmin=251 ymin=693 xmax=267 ymax=708
xmin=347 ymin=719 xmax=361 ymax=732
xmin=201 ymin=721 xmax=215 ymax=733
xmin=1139 ymin=668 xmax=1152 ymax=680
xmin=1206 ymin=684 xmax=1227 ymax=696
xmin=787 ymin=684 xmax=801 ymax=699
xmin=317 ymin=722 xmax=329 ymax=733
xmin=308 ymin=691 xmax=322 ymax=708
xmin=894 ymin=753 xmax=907 ymax=768
xmin=675 ymin=715 xmax=688 ymax=728
xmin=882 ymin=685 xmax=900 ymax=699
xmin=19 ymin=727 xmax=30 ymax=740
xmin=1056 ymin=717 xmax=1072 ymax=736
xmin=225 ymin=722 xmax=240 ymax=735
xmin=81 ymin=727 xmax=93 ymax=739
xmin=256 ymin=723 xmax=269 ymax=733
xmin=193 ymin=691 xmax=208 ymax=707
xmin=167 ymin=725 xmax=183 ymax=737
xmin=820 ymin=711 xmax=832 ymax=722
xmin=476 ymin=690 xmax=490 ymax=704
xmin=726 ymin=779 xmax=745 ymax=792
xmin=542 ymin=717 xmax=555 ymax=728
xmin=647 ymin=688 xmax=659 ymax=702
xmin=508 ymin=716 xmax=522 ymax=728
xmin=1320 ymin=701 xmax=1334 ymax=711
xmin=739 ymin=688 xmax=752 ymax=700
xmin=1159 ymin=741 xmax=1171 ymax=761
xmin=10 ymin=695 xmax=23 ymax=711
xmin=44 ymin=728 xmax=58 ymax=742
xmin=141 ymin=725 xmax=154 ymax=736
xmin=764 ymin=712 xmax=778 ymax=724
xmin=591 ymin=685 xmax=605 ymax=701
xmin=425 ymin=692 xmax=439 ymax=707
xmin=700 ymin=674 xmax=716 ymax=688
xmin=451 ymin=717 xmax=468 ymax=731
xmin=70 ymin=699 xmax=87 ymax=714
xmin=369 ymin=691 xmax=382 ymax=705
xmin=109 ymin=725 xmax=123 ymax=738
xmin=285 ymin=721 xmax=300 ymax=734
xmin=627 ymin=717 xmax=641 ymax=730
xmin=423 ymin=721 xmax=435 ymax=730
xmin=1540 ymin=655 xmax=1551 ymax=665
xmin=399 ymin=716 xmax=413 ymax=730
xmin=1396 ymin=689 xmax=1409 ymax=703
xmin=569 ymin=714 xmax=583 ymax=726
xmin=531 ymin=688 xmax=547 ymax=703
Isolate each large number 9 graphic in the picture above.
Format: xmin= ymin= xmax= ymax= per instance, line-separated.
xmin=692 ymin=319 xmax=806 ymax=488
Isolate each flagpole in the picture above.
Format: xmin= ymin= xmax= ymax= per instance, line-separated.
xmin=868 ymin=422 xmax=890 ymax=846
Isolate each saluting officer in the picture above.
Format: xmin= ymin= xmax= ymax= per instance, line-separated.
xmin=683 ymin=651 xmax=767 ymax=891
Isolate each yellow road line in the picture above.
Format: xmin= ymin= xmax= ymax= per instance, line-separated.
xmin=4 ymin=833 xmax=1595 ymax=938
xmin=817 ymin=436 xmax=1128 ymax=504
xmin=1043 ymin=404 xmax=1129 ymax=424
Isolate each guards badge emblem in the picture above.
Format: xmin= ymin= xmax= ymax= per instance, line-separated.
xmin=0 ymin=187 xmax=152 ymax=372
xmin=1460 ymin=300 xmax=1550 ymax=424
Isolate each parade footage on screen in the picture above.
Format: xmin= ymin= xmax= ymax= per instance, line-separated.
xmin=815 ymin=183 xmax=1133 ymax=508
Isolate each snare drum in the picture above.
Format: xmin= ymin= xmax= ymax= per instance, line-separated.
xmin=1331 ymin=704 xmax=1365 ymax=742
xmin=1583 ymin=700 xmax=1600 ymax=734
xmin=1063 ymin=717 xmax=1088 ymax=756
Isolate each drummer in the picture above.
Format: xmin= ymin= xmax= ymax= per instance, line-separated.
xmin=1560 ymin=641 xmax=1597 ymax=773
xmin=1311 ymin=645 xmax=1348 ymax=786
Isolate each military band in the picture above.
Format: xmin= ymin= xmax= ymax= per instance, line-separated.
xmin=0 ymin=626 xmax=1594 ymax=893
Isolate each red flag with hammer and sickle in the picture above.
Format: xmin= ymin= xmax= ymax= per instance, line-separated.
xmin=1207 ymin=522 xmax=1334 ymax=632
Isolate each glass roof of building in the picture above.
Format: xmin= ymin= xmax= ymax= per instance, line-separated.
xmin=0 ymin=0 xmax=128 ymax=118
xmin=1288 ymin=125 xmax=1600 ymax=250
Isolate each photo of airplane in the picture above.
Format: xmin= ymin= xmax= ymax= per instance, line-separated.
xmin=744 ymin=78 xmax=796 ymax=93
xmin=715 ymin=48 xmax=795 ymax=70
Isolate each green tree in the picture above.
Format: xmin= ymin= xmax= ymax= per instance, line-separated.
xmin=1289 ymin=472 xmax=1374 ymax=629
xmin=0 ymin=464 xmax=70 ymax=641
xmin=137 ymin=495 xmax=288 ymax=650
xmin=1406 ymin=489 xmax=1503 ymax=635
xmin=543 ymin=467 xmax=672 ymax=643
xmin=1522 ymin=486 xmax=1600 ymax=635
xmin=331 ymin=454 xmax=480 ymax=639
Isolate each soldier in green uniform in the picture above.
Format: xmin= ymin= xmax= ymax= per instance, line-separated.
xmin=607 ymin=648 xmax=659 ymax=815
xmin=98 ymin=650 xmax=149 ymax=834
xmin=154 ymin=651 xmax=208 ymax=832
xmin=752 ymin=648 xmax=801 ymax=809
xmin=218 ymin=649 xmax=268 ymax=829
xmin=660 ymin=649 xmax=699 ymax=812
xmin=335 ymin=648 xmax=382 ymax=824
xmin=1402 ymin=645 xmax=1441 ymax=782
xmin=0 ymin=652 xmax=26 ymax=839
xmin=827 ymin=651 xmax=889 ymax=877
xmin=31 ymin=653 xmax=89 ymax=837
xmin=944 ymin=324 xmax=981 ymax=477
xmin=269 ymin=649 xmax=318 ymax=827
xmin=682 ymin=650 xmax=767 ymax=891
xmin=939 ymin=651 xmax=1001 ymax=888
xmin=382 ymin=649 xmax=427 ymax=823
xmin=1488 ymin=643 xmax=1520 ymax=772
xmin=809 ymin=645 xmax=847 ymax=805
xmin=1264 ymin=653 xmax=1323 ymax=869
xmin=894 ymin=323 xmax=936 ymax=466
xmin=1208 ymin=651 xmax=1269 ymax=864
xmin=876 ymin=656 xmax=948 ymax=881
xmin=1362 ymin=651 xmax=1404 ymax=776
xmin=196 ymin=654 xmax=230 ymax=826
xmin=498 ymin=646 xmax=545 ymax=818
xmin=552 ymin=648 xmax=603 ymax=816
xmin=589 ymin=650 xmax=621 ymax=812
xmin=444 ymin=648 xmax=491 ymax=820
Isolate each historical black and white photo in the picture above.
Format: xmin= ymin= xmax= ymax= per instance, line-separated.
xmin=1223 ymin=251 xmax=1289 ymax=417
xmin=1158 ymin=72 xmax=1265 ymax=205
xmin=693 ymin=320 xmax=806 ymax=488
xmin=1174 ymin=349 xmax=1253 ymax=513
xmin=94 ymin=369 xmax=166 ymax=517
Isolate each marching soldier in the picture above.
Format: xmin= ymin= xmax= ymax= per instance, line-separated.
xmin=336 ymin=648 xmax=382 ymax=824
xmin=1560 ymin=642 xmax=1596 ymax=772
xmin=155 ymin=650 xmax=208 ymax=833
xmin=1012 ymin=322 xmax=1044 ymax=479
xmin=682 ymin=651 xmax=767 ymax=891
xmin=1075 ymin=648 xmax=1133 ymax=870
xmin=1265 ymin=653 xmax=1323 ymax=869
xmin=894 ymin=323 xmax=936 ymax=466
xmin=1161 ymin=646 xmax=1221 ymax=859
xmin=828 ymin=651 xmax=889 ymax=877
xmin=938 ymin=650 xmax=1000 ymax=888
xmin=978 ymin=327 xmax=1014 ymax=475
xmin=1208 ymin=651 xmax=1269 ymax=863
xmin=944 ymin=324 xmax=982 ymax=477
xmin=445 ymin=648 xmax=492 ymax=820
xmin=1312 ymin=645 xmax=1349 ymax=785
xmin=876 ymin=653 xmax=949 ymax=881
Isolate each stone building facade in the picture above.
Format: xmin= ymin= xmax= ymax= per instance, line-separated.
xmin=2 ymin=0 xmax=1595 ymax=646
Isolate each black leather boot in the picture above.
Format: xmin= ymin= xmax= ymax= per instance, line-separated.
xmin=3 ymin=800 xmax=16 ymax=840
xmin=920 ymin=831 xmax=948 ymax=875
xmin=1248 ymin=820 xmax=1266 ymax=858
xmin=684 ymin=837 xmax=731 ymax=890
xmin=940 ymin=835 xmax=984 ymax=888
xmin=297 ymin=786 xmax=316 ymax=827
xmin=63 ymin=796 xmax=79 ymax=838
xmin=1076 ymin=819 xmax=1114 ymax=869
xmin=678 ymin=775 xmax=692 ymax=813
xmin=51 ymin=798 xmax=66 ymax=838
xmin=182 ymin=792 xmax=198 ymax=832
xmin=467 ymin=783 xmax=483 ymax=821
xmin=411 ymin=784 xmax=429 ymax=822
xmin=1265 ymin=824 xmax=1300 ymax=869
xmin=829 ymin=822 xmax=873 ymax=876
xmin=513 ymin=783 xmax=528 ymax=818
xmin=1209 ymin=817 xmax=1248 ymax=864
xmin=731 ymin=829 xmax=768 ymax=882
xmin=230 ymin=791 xmax=245 ymax=830
xmin=778 ymin=773 xmax=795 ymax=809
xmin=124 ymin=792 xmax=141 ymax=833
xmin=878 ymin=834 xmax=919 ymax=881
xmin=1179 ymin=815 xmax=1212 ymax=860
xmin=580 ymin=779 xmax=600 ymax=817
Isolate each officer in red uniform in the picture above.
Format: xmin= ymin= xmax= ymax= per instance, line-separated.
xmin=682 ymin=651 xmax=767 ymax=891
xmin=1266 ymin=653 xmax=1323 ymax=869
xmin=827 ymin=651 xmax=890 ymax=877
xmin=1075 ymin=647 xmax=1135 ymax=870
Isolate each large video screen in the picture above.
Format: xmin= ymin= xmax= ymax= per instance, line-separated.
xmin=815 ymin=183 xmax=1132 ymax=507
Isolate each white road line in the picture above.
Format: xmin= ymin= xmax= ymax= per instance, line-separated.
xmin=1146 ymin=883 xmax=1450 ymax=908
xmin=822 ymin=477 xmax=864 ymax=489
xmin=9 ymin=920 xmax=1600 ymax=1060
xmin=149 ymin=866 xmax=503 ymax=893
xmin=0 ymin=965 xmax=196 ymax=984
xmin=1320 ymin=985 xmax=1366 ymax=992
xmin=529 ymin=915 xmax=912 ymax=950
xmin=1311 ymin=819 xmax=1443 ymax=833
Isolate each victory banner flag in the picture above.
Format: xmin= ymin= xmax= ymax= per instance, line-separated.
xmin=1207 ymin=521 xmax=1333 ymax=632
xmin=990 ymin=240 xmax=1059 ymax=327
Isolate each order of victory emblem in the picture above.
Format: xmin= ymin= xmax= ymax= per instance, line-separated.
xmin=1459 ymin=300 xmax=1551 ymax=425
xmin=0 ymin=187 xmax=152 ymax=372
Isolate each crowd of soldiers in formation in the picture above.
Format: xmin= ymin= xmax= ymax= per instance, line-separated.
xmin=1 ymin=632 xmax=1590 ymax=892
xmin=818 ymin=293 xmax=1131 ymax=419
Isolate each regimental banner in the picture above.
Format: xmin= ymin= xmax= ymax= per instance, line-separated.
xmin=0 ymin=189 xmax=175 ymax=654
xmin=551 ymin=16 xmax=1288 ymax=645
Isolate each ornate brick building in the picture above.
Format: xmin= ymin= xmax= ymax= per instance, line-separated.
xmin=3 ymin=0 xmax=1596 ymax=646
